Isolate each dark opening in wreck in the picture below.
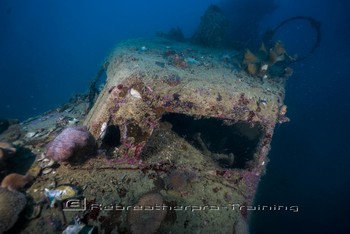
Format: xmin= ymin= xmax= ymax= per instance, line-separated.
xmin=160 ymin=113 xmax=264 ymax=169
xmin=101 ymin=125 xmax=121 ymax=148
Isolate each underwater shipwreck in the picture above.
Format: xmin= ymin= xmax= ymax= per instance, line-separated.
xmin=0 ymin=5 xmax=305 ymax=234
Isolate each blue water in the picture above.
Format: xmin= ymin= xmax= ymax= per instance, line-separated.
xmin=1 ymin=0 xmax=349 ymax=233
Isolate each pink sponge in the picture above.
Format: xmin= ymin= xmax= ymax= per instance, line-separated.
xmin=46 ymin=126 xmax=96 ymax=162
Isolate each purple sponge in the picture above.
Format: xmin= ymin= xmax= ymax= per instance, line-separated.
xmin=46 ymin=126 xmax=96 ymax=162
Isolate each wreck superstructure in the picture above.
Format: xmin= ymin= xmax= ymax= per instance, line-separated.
xmin=85 ymin=37 xmax=285 ymax=175
xmin=83 ymin=37 xmax=287 ymax=231
xmin=0 ymin=37 xmax=289 ymax=233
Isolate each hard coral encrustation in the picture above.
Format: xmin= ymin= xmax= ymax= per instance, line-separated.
xmin=127 ymin=192 xmax=167 ymax=234
xmin=46 ymin=126 xmax=96 ymax=163
xmin=1 ymin=173 xmax=33 ymax=192
xmin=0 ymin=187 xmax=27 ymax=233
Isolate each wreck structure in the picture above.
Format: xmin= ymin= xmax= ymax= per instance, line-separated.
xmin=0 ymin=4 xmax=318 ymax=231
xmin=82 ymin=37 xmax=288 ymax=232
xmin=0 ymin=36 xmax=290 ymax=233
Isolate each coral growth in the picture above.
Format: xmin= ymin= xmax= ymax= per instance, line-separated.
xmin=46 ymin=126 xmax=96 ymax=162
xmin=241 ymin=40 xmax=294 ymax=78
xmin=127 ymin=192 xmax=167 ymax=234
xmin=166 ymin=170 xmax=188 ymax=191
xmin=247 ymin=63 xmax=258 ymax=76
xmin=243 ymin=49 xmax=260 ymax=76
xmin=269 ymin=41 xmax=286 ymax=64
xmin=0 ymin=187 xmax=27 ymax=233
xmin=277 ymin=105 xmax=290 ymax=123
xmin=279 ymin=105 xmax=287 ymax=116
xmin=163 ymin=50 xmax=188 ymax=68
xmin=243 ymin=49 xmax=258 ymax=64
xmin=1 ymin=173 xmax=33 ymax=192
xmin=172 ymin=54 xmax=187 ymax=68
